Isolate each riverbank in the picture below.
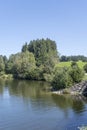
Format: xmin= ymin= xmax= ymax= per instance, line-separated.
xmin=52 ymin=81 xmax=87 ymax=97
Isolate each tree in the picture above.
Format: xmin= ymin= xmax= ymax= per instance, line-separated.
xmin=60 ymin=55 xmax=68 ymax=62
xmin=51 ymin=62 xmax=85 ymax=90
xmin=52 ymin=68 xmax=72 ymax=90
xmin=60 ymin=55 xmax=87 ymax=62
xmin=21 ymin=38 xmax=59 ymax=81
xmin=51 ymin=67 xmax=73 ymax=90
xmin=0 ymin=55 xmax=5 ymax=74
xmin=83 ymin=64 xmax=87 ymax=73
xmin=69 ymin=62 xmax=84 ymax=83
xmin=22 ymin=42 xmax=28 ymax=52
xmin=6 ymin=54 xmax=16 ymax=73
xmin=3 ymin=55 xmax=8 ymax=73
xmin=22 ymin=38 xmax=59 ymax=67
xmin=7 ymin=51 xmax=36 ymax=79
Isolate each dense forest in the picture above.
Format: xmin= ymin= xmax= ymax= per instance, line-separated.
xmin=0 ymin=38 xmax=87 ymax=90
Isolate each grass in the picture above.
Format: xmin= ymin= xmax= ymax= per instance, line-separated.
xmin=56 ymin=60 xmax=87 ymax=69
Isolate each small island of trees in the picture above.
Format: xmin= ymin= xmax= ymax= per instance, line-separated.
xmin=0 ymin=38 xmax=87 ymax=91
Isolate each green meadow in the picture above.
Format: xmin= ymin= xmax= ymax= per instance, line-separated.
xmin=56 ymin=60 xmax=87 ymax=69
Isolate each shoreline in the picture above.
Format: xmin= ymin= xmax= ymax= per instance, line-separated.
xmin=52 ymin=81 xmax=87 ymax=97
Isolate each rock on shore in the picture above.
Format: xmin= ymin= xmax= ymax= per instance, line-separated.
xmin=69 ymin=81 xmax=87 ymax=96
xmin=52 ymin=81 xmax=87 ymax=97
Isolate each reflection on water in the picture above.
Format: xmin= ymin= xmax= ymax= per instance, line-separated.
xmin=52 ymin=94 xmax=85 ymax=113
xmin=0 ymin=79 xmax=87 ymax=130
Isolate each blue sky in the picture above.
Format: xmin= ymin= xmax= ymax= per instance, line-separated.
xmin=0 ymin=0 xmax=87 ymax=57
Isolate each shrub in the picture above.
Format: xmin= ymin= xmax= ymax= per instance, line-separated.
xmin=43 ymin=73 xmax=54 ymax=82
xmin=83 ymin=64 xmax=87 ymax=73
xmin=51 ymin=68 xmax=73 ymax=90
xmin=51 ymin=62 xmax=85 ymax=91
xmin=69 ymin=62 xmax=84 ymax=83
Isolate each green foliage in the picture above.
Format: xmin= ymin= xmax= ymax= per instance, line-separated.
xmin=6 ymin=54 xmax=15 ymax=73
xmin=60 ymin=55 xmax=87 ymax=62
xmin=22 ymin=42 xmax=28 ymax=52
xmin=56 ymin=60 xmax=87 ymax=69
xmin=22 ymin=38 xmax=59 ymax=67
xmin=0 ymin=55 xmax=5 ymax=73
xmin=0 ymin=55 xmax=9 ymax=78
xmin=52 ymin=62 xmax=84 ymax=90
xmin=7 ymin=51 xmax=36 ymax=79
xmin=69 ymin=62 xmax=84 ymax=83
xmin=52 ymin=68 xmax=73 ymax=90
xmin=83 ymin=64 xmax=87 ymax=73
xmin=14 ymin=51 xmax=36 ymax=79
xmin=0 ymin=74 xmax=13 ymax=80
xmin=0 ymin=38 xmax=86 ymax=85
xmin=43 ymin=73 xmax=54 ymax=82
xmin=5 ymin=38 xmax=59 ymax=81
xmin=21 ymin=38 xmax=59 ymax=81
xmin=71 ymin=61 xmax=78 ymax=67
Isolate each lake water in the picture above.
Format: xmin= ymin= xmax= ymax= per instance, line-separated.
xmin=0 ymin=80 xmax=87 ymax=130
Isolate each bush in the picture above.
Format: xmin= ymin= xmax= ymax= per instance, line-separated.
xmin=70 ymin=62 xmax=84 ymax=83
xmin=51 ymin=68 xmax=73 ymax=90
xmin=51 ymin=62 xmax=84 ymax=91
xmin=43 ymin=73 xmax=54 ymax=82
xmin=83 ymin=64 xmax=87 ymax=73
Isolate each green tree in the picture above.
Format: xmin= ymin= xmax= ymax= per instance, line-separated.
xmin=0 ymin=55 xmax=5 ymax=74
xmin=51 ymin=67 xmax=73 ymax=90
xmin=21 ymin=38 xmax=59 ymax=81
xmin=14 ymin=51 xmax=36 ymax=79
xmin=22 ymin=42 xmax=28 ymax=52
xmin=69 ymin=62 xmax=84 ymax=83
xmin=7 ymin=51 xmax=36 ymax=79
xmin=22 ymin=38 xmax=59 ymax=67
xmin=83 ymin=64 xmax=87 ymax=73
xmin=6 ymin=54 xmax=15 ymax=73
xmin=60 ymin=55 xmax=87 ymax=62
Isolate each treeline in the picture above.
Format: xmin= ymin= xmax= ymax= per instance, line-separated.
xmin=0 ymin=38 xmax=59 ymax=81
xmin=0 ymin=38 xmax=87 ymax=90
xmin=60 ymin=55 xmax=87 ymax=62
